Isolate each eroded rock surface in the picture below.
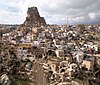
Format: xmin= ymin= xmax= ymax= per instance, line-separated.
xmin=23 ymin=7 xmax=46 ymax=27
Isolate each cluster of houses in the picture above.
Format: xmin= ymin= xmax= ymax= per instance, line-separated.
xmin=0 ymin=24 xmax=100 ymax=85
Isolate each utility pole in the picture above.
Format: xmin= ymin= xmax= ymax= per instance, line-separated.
xmin=67 ymin=17 xmax=69 ymax=25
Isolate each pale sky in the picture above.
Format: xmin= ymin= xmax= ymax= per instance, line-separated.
xmin=0 ymin=0 xmax=100 ymax=24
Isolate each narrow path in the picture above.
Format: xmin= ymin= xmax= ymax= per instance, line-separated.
xmin=32 ymin=60 xmax=47 ymax=85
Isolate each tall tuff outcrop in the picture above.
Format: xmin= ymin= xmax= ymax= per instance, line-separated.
xmin=23 ymin=7 xmax=46 ymax=27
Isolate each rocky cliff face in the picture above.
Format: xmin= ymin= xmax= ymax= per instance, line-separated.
xmin=23 ymin=7 xmax=46 ymax=27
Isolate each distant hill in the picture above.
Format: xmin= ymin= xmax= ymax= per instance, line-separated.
xmin=0 ymin=24 xmax=19 ymax=34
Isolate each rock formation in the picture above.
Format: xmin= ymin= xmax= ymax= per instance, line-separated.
xmin=23 ymin=7 xmax=46 ymax=27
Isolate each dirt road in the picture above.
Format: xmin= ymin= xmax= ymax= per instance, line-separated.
xmin=32 ymin=60 xmax=47 ymax=85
